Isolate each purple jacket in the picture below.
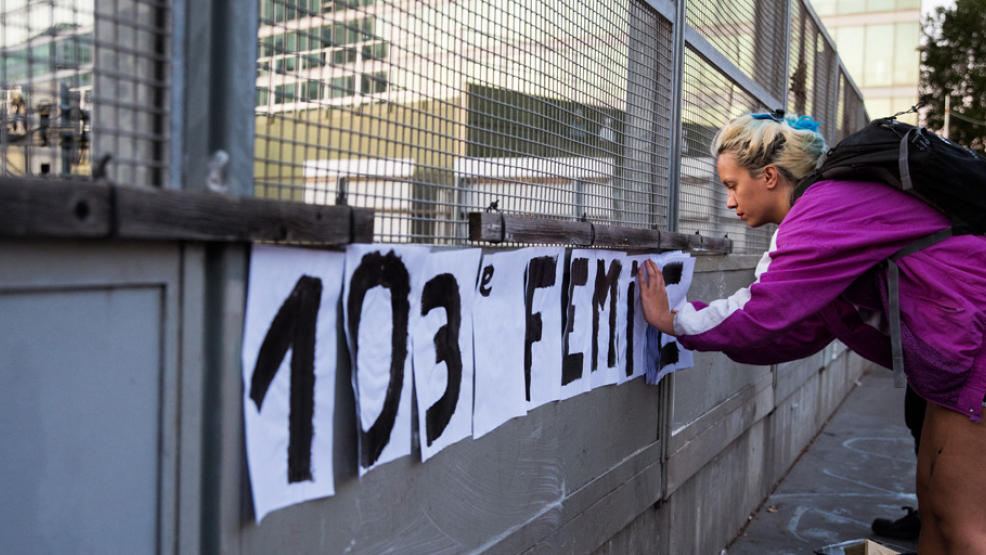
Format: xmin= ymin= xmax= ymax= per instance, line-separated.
xmin=674 ymin=179 xmax=986 ymax=421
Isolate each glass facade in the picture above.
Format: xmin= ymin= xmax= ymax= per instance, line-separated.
xmin=256 ymin=2 xmax=387 ymax=110
xmin=814 ymin=1 xmax=921 ymax=124
xmin=812 ymin=0 xmax=921 ymax=16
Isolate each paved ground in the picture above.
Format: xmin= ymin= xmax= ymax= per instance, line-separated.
xmin=727 ymin=369 xmax=920 ymax=555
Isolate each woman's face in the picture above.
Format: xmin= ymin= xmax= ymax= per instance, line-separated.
xmin=717 ymin=152 xmax=787 ymax=227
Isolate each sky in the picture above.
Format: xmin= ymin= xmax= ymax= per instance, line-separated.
xmin=923 ymin=0 xmax=956 ymax=16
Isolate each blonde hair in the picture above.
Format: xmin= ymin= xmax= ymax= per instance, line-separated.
xmin=711 ymin=113 xmax=827 ymax=182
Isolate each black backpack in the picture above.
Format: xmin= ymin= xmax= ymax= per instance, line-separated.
xmin=796 ymin=117 xmax=986 ymax=233
xmin=795 ymin=116 xmax=986 ymax=387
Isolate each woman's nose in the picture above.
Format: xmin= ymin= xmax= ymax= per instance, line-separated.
xmin=726 ymin=191 xmax=737 ymax=209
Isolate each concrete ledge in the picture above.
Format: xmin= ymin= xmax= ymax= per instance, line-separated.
xmin=666 ymin=373 xmax=774 ymax=497
xmin=661 ymin=349 xmax=869 ymax=552
xmin=481 ymin=441 xmax=663 ymax=555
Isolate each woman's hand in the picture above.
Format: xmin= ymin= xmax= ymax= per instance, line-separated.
xmin=637 ymin=259 xmax=677 ymax=335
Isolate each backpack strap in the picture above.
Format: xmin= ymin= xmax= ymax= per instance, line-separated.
xmin=792 ymin=173 xmax=818 ymax=203
xmin=885 ymin=226 xmax=955 ymax=387
xmin=898 ymin=127 xmax=917 ymax=192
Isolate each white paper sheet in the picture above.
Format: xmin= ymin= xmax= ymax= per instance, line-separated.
xmin=472 ymin=249 xmax=529 ymax=438
xmin=560 ymin=249 xmax=595 ymax=400
xmin=412 ymin=248 xmax=483 ymax=461
xmin=343 ymin=244 xmax=428 ymax=476
xmin=241 ymin=244 xmax=343 ymax=523
xmin=589 ymin=252 xmax=625 ymax=389
xmin=645 ymin=252 xmax=697 ymax=385
xmin=661 ymin=252 xmax=696 ymax=313
xmin=617 ymin=255 xmax=650 ymax=384
xmin=524 ymin=248 xmax=565 ymax=410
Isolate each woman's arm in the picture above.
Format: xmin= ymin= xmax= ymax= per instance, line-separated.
xmin=639 ymin=258 xmax=835 ymax=363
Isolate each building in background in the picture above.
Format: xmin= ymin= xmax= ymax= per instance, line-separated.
xmin=0 ymin=1 xmax=94 ymax=178
xmin=811 ymin=0 xmax=922 ymax=123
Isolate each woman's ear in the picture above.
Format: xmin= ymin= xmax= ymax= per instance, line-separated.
xmin=763 ymin=165 xmax=779 ymax=189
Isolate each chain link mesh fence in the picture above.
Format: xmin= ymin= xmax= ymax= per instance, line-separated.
xmin=685 ymin=0 xmax=788 ymax=102
xmin=0 ymin=0 xmax=170 ymax=187
xmin=0 ymin=0 xmax=869 ymax=253
xmin=677 ymin=47 xmax=773 ymax=253
xmin=254 ymin=0 xmax=675 ymax=244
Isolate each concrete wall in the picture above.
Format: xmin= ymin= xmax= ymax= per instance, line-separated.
xmin=0 ymin=241 xmax=868 ymax=554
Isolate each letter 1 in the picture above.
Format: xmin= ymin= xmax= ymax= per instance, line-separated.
xmin=250 ymin=275 xmax=323 ymax=483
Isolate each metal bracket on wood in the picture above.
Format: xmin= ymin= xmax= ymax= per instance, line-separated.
xmin=467 ymin=212 xmax=733 ymax=254
xmin=0 ymin=177 xmax=374 ymax=245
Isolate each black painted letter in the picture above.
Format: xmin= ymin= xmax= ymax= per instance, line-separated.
xmin=524 ymin=256 xmax=557 ymax=401
xmin=625 ymin=261 xmax=638 ymax=377
xmin=662 ymin=262 xmax=684 ymax=286
xmin=592 ymin=258 xmax=622 ymax=371
xmin=346 ymin=251 xmax=411 ymax=468
xmin=562 ymin=257 xmax=590 ymax=385
xmin=421 ymin=273 xmax=463 ymax=446
xmin=478 ymin=264 xmax=495 ymax=297
xmin=250 ymin=275 xmax=323 ymax=483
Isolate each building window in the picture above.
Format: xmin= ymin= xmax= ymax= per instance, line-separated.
xmin=332 ymin=48 xmax=358 ymax=65
xmin=863 ymin=24 xmax=894 ymax=87
xmin=274 ymin=83 xmax=297 ymax=104
xmin=330 ymin=75 xmax=356 ymax=98
xmin=360 ymin=71 xmax=387 ymax=94
xmin=323 ymin=0 xmax=375 ymax=13
xmin=335 ymin=22 xmax=356 ymax=45
xmin=261 ymin=36 xmax=275 ymax=57
xmin=361 ymin=41 xmax=387 ymax=61
xmin=893 ymin=22 xmax=919 ymax=85
xmin=320 ymin=25 xmax=334 ymax=47
xmin=257 ymin=88 xmax=269 ymax=107
xmin=301 ymin=81 xmax=323 ymax=101
xmin=301 ymin=52 xmax=326 ymax=69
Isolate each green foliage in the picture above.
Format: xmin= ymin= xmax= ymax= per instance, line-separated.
xmin=920 ymin=0 xmax=986 ymax=154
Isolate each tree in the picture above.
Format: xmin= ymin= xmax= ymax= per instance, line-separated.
xmin=920 ymin=0 xmax=986 ymax=154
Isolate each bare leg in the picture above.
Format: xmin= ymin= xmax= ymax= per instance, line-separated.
xmin=917 ymin=402 xmax=986 ymax=555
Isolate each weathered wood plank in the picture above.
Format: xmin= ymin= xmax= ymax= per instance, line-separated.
xmin=0 ymin=177 xmax=373 ymax=244
xmin=0 ymin=177 xmax=112 ymax=238
xmin=468 ymin=212 xmax=732 ymax=253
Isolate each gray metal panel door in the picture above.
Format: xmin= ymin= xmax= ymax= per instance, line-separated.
xmin=0 ymin=241 xmax=184 ymax=555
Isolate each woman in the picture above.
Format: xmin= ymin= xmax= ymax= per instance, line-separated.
xmin=639 ymin=112 xmax=986 ymax=554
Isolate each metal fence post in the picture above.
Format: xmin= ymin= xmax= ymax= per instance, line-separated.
xmin=666 ymin=0 xmax=687 ymax=233
xmin=182 ymin=0 xmax=258 ymax=196
xmin=179 ymin=3 xmax=257 ymax=555
xmin=781 ymin=0 xmax=794 ymax=112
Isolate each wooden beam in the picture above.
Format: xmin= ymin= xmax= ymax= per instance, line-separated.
xmin=0 ymin=177 xmax=374 ymax=244
xmin=468 ymin=212 xmax=732 ymax=254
